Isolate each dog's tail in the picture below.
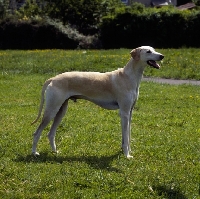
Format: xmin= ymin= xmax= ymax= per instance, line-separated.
xmin=31 ymin=78 xmax=53 ymax=125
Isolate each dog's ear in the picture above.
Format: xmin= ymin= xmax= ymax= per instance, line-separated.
xmin=130 ymin=48 xmax=140 ymax=61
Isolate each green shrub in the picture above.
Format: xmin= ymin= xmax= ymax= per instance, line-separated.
xmin=1 ymin=1 xmax=200 ymax=49
xmin=100 ymin=7 xmax=200 ymax=48
xmin=0 ymin=19 xmax=79 ymax=49
xmin=45 ymin=0 xmax=104 ymax=34
xmin=16 ymin=0 xmax=43 ymax=18
xmin=0 ymin=17 xmax=101 ymax=49
xmin=0 ymin=0 xmax=9 ymax=19
xmin=130 ymin=2 xmax=146 ymax=13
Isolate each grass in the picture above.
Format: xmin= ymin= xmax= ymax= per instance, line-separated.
xmin=0 ymin=48 xmax=200 ymax=79
xmin=0 ymin=49 xmax=200 ymax=198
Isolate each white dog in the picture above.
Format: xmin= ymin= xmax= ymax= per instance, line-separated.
xmin=32 ymin=46 xmax=164 ymax=158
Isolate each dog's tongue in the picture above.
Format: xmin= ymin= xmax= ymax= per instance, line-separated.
xmin=148 ymin=60 xmax=160 ymax=69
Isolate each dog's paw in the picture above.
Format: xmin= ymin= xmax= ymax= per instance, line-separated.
xmin=52 ymin=150 xmax=59 ymax=154
xmin=122 ymin=145 xmax=132 ymax=159
xmin=126 ymin=155 xmax=133 ymax=159
xmin=32 ymin=151 xmax=40 ymax=156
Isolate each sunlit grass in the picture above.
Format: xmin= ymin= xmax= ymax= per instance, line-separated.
xmin=0 ymin=48 xmax=200 ymax=79
xmin=0 ymin=75 xmax=199 ymax=198
xmin=0 ymin=49 xmax=199 ymax=198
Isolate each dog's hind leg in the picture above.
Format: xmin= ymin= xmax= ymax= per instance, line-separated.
xmin=32 ymin=115 xmax=52 ymax=155
xmin=47 ymin=100 xmax=69 ymax=153
xmin=32 ymin=105 xmax=64 ymax=155
xmin=32 ymin=86 xmax=67 ymax=155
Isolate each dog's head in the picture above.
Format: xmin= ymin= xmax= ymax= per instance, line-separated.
xmin=130 ymin=46 xmax=164 ymax=69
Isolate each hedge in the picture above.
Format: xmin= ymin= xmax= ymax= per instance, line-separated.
xmin=0 ymin=20 xmax=78 ymax=49
xmin=100 ymin=9 xmax=200 ymax=49
xmin=0 ymin=8 xmax=200 ymax=49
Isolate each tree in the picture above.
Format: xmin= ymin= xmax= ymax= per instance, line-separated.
xmin=0 ymin=0 xmax=9 ymax=19
xmin=44 ymin=0 xmax=104 ymax=34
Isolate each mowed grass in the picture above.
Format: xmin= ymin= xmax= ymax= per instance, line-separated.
xmin=1 ymin=48 xmax=200 ymax=79
xmin=0 ymin=49 xmax=200 ymax=198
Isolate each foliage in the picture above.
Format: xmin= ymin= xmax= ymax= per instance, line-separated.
xmin=130 ymin=2 xmax=146 ymax=13
xmin=0 ymin=50 xmax=199 ymax=198
xmin=0 ymin=0 xmax=9 ymax=19
xmin=44 ymin=0 xmax=107 ymax=34
xmin=100 ymin=7 xmax=200 ymax=48
xmin=1 ymin=0 xmax=126 ymax=35
xmin=1 ymin=1 xmax=200 ymax=48
xmin=16 ymin=0 xmax=43 ymax=18
xmin=0 ymin=17 xmax=101 ymax=49
xmin=0 ymin=20 xmax=79 ymax=49
xmin=193 ymin=0 xmax=200 ymax=6
xmin=45 ymin=17 xmax=101 ymax=49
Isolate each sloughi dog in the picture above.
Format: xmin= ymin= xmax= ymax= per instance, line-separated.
xmin=31 ymin=46 xmax=164 ymax=158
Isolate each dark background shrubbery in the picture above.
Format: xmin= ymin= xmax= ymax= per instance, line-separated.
xmin=0 ymin=0 xmax=200 ymax=49
xmin=100 ymin=10 xmax=200 ymax=48
xmin=0 ymin=20 xmax=79 ymax=49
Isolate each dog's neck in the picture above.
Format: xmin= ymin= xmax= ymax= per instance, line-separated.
xmin=124 ymin=58 xmax=146 ymax=83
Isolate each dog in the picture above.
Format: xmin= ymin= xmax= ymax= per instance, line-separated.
xmin=31 ymin=46 xmax=164 ymax=158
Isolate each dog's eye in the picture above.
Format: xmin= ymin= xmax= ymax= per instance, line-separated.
xmin=147 ymin=50 xmax=151 ymax=53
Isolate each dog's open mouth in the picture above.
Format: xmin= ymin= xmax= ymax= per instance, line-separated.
xmin=147 ymin=60 xmax=160 ymax=69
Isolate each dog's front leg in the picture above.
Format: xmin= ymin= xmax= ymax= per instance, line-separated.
xmin=120 ymin=109 xmax=133 ymax=158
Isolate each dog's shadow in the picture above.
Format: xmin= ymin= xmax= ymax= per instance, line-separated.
xmin=153 ymin=185 xmax=188 ymax=199
xmin=15 ymin=151 xmax=122 ymax=172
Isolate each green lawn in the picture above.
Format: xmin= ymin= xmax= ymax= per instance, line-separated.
xmin=0 ymin=49 xmax=199 ymax=198
xmin=1 ymin=48 xmax=200 ymax=79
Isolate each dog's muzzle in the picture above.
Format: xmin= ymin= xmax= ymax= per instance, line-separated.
xmin=147 ymin=55 xmax=164 ymax=69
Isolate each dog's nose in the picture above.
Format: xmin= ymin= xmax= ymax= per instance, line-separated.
xmin=160 ymin=55 xmax=164 ymax=60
